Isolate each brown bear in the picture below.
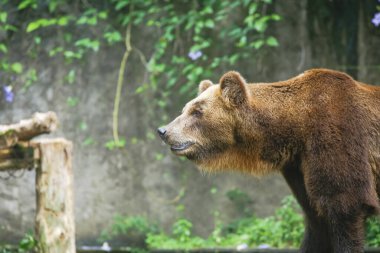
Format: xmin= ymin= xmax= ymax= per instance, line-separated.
xmin=157 ymin=68 xmax=380 ymax=253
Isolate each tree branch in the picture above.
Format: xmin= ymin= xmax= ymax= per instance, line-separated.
xmin=0 ymin=111 xmax=58 ymax=148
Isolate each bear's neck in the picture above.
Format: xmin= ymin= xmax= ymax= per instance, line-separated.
xmin=198 ymin=147 xmax=287 ymax=177
xmin=228 ymin=105 xmax=297 ymax=176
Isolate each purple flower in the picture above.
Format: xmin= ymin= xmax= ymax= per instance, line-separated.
xmin=372 ymin=12 xmax=380 ymax=27
xmin=258 ymin=244 xmax=271 ymax=249
xmin=188 ymin=50 xmax=202 ymax=60
xmin=236 ymin=243 xmax=248 ymax=251
xmin=3 ymin=85 xmax=14 ymax=103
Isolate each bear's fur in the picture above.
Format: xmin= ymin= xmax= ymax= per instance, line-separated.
xmin=158 ymin=68 xmax=380 ymax=253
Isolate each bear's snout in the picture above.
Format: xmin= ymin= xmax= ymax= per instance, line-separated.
xmin=157 ymin=127 xmax=167 ymax=140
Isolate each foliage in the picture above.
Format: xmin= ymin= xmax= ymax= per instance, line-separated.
xmin=0 ymin=0 xmax=281 ymax=146
xmin=105 ymin=138 xmax=127 ymax=150
xmin=0 ymin=233 xmax=38 ymax=253
xmin=99 ymin=215 xmax=158 ymax=243
xmin=225 ymin=188 xmax=254 ymax=216
xmin=366 ymin=217 xmax=380 ymax=247
xmin=146 ymin=218 xmax=206 ymax=249
xmin=104 ymin=196 xmax=304 ymax=249
xmin=17 ymin=233 xmax=37 ymax=253
xmin=211 ymin=195 xmax=304 ymax=248
xmin=101 ymin=195 xmax=380 ymax=250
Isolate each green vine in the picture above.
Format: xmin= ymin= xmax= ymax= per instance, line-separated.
xmin=0 ymin=0 xmax=281 ymax=149
xmin=112 ymin=22 xmax=132 ymax=146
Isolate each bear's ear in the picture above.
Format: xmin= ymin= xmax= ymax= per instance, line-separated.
xmin=198 ymin=80 xmax=213 ymax=95
xmin=220 ymin=71 xmax=249 ymax=106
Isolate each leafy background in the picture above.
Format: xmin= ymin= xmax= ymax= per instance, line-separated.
xmin=0 ymin=0 xmax=379 ymax=248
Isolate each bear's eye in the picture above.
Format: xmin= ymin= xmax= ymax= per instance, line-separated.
xmin=191 ymin=109 xmax=203 ymax=118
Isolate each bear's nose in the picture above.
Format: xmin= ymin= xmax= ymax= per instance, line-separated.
xmin=157 ymin=127 xmax=167 ymax=139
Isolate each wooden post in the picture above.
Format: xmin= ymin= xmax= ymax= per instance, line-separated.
xmin=34 ymin=138 xmax=76 ymax=253
xmin=0 ymin=112 xmax=76 ymax=252
xmin=0 ymin=111 xmax=58 ymax=148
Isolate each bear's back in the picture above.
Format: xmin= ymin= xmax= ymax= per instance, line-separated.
xmin=247 ymin=69 xmax=380 ymax=178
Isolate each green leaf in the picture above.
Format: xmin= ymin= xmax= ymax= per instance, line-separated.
xmin=249 ymin=3 xmax=258 ymax=14
xmin=18 ymin=0 xmax=37 ymax=10
xmin=23 ymin=68 xmax=38 ymax=90
xmin=135 ymin=84 xmax=148 ymax=94
xmin=115 ymin=0 xmax=130 ymax=10
xmin=271 ymin=14 xmax=281 ymax=21
xmin=34 ymin=36 xmax=41 ymax=45
xmin=41 ymin=18 xmax=57 ymax=26
xmin=147 ymin=19 xmax=155 ymax=26
xmin=0 ymin=43 xmax=7 ymax=53
xmin=57 ymin=16 xmax=70 ymax=26
xmin=146 ymin=131 xmax=156 ymax=140
xmin=130 ymin=137 xmax=139 ymax=144
xmin=237 ymin=36 xmax=247 ymax=47
xmin=0 ymin=12 xmax=7 ymax=23
xmin=251 ymin=40 xmax=264 ymax=49
xmin=182 ymin=64 xmax=194 ymax=75
xmin=82 ymin=137 xmax=95 ymax=146
xmin=155 ymin=153 xmax=164 ymax=161
xmin=64 ymin=50 xmax=84 ymax=60
xmin=65 ymin=69 xmax=76 ymax=84
xmin=105 ymin=139 xmax=126 ymax=150
xmin=75 ymin=38 xmax=100 ymax=51
xmin=79 ymin=121 xmax=88 ymax=131
xmin=4 ymin=24 xmax=17 ymax=32
xmin=98 ymin=11 xmax=108 ymax=19
xmin=48 ymin=0 xmax=59 ymax=12
xmin=121 ymin=16 xmax=131 ymax=26
xmin=66 ymin=96 xmax=79 ymax=107
xmin=210 ymin=61 xmax=218 ymax=69
xmin=87 ymin=16 xmax=97 ymax=25
xmin=104 ymin=31 xmax=122 ymax=44
xmin=229 ymin=54 xmax=239 ymax=64
xmin=11 ymin=62 xmax=23 ymax=74
xmin=26 ymin=21 xmax=40 ymax=32
xmin=254 ymin=19 xmax=267 ymax=32
xmin=0 ymin=60 xmax=10 ymax=71
xmin=19 ymin=233 xmax=36 ymax=250
xmin=49 ymin=47 xmax=63 ymax=57
xmin=76 ymin=16 xmax=88 ymax=25
xmin=157 ymin=100 xmax=166 ymax=108
xmin=202 ymin=6 xmax=213 ymax=14
xmin=266 ymin=36 xmax=279 ymax=47
xmin=179 ymin=83 xmax=192 ymax=94
xmin=204 ymin=19 xmax=214 ymax=28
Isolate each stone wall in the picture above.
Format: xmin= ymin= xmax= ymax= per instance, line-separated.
xmin=0 ymin=0 xmax=379 ymax=245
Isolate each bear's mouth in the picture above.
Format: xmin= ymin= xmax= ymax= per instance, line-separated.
xmin=170 ymin=141 xmax=194 ymax=153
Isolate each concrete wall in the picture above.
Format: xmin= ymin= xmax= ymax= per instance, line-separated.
xmin=0 ymin=0 xmax=379 ymax=245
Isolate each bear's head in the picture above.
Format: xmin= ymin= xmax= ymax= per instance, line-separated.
xmin=157 ymin=71 xmax=273 ymax=175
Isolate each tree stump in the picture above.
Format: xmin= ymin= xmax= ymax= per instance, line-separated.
xmin=0 ymin=111 xmax=58 ymax=148
xmin=34 ymin=139 xmax=75 ymax=253
xmin=0 ymin=112 xmax=75 ymax=252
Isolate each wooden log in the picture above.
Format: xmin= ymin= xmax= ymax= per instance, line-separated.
xmin=0 ymin=112 xmax=58 ymax=148
xmin=34 ymin=138 xmax=75 ymax=253
xmin=0 ymin=144 xmax=37 ymax=171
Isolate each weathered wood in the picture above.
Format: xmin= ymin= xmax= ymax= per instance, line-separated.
xmin=34 ymin=138 xmax=75 ymax=253
xmin=0 ymin=112 xmax=58 ymax=148
xmin=0 ymin=158 xmax=36 ymax=171
xmin=0 ymin=144 xmax=37 ymax=171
